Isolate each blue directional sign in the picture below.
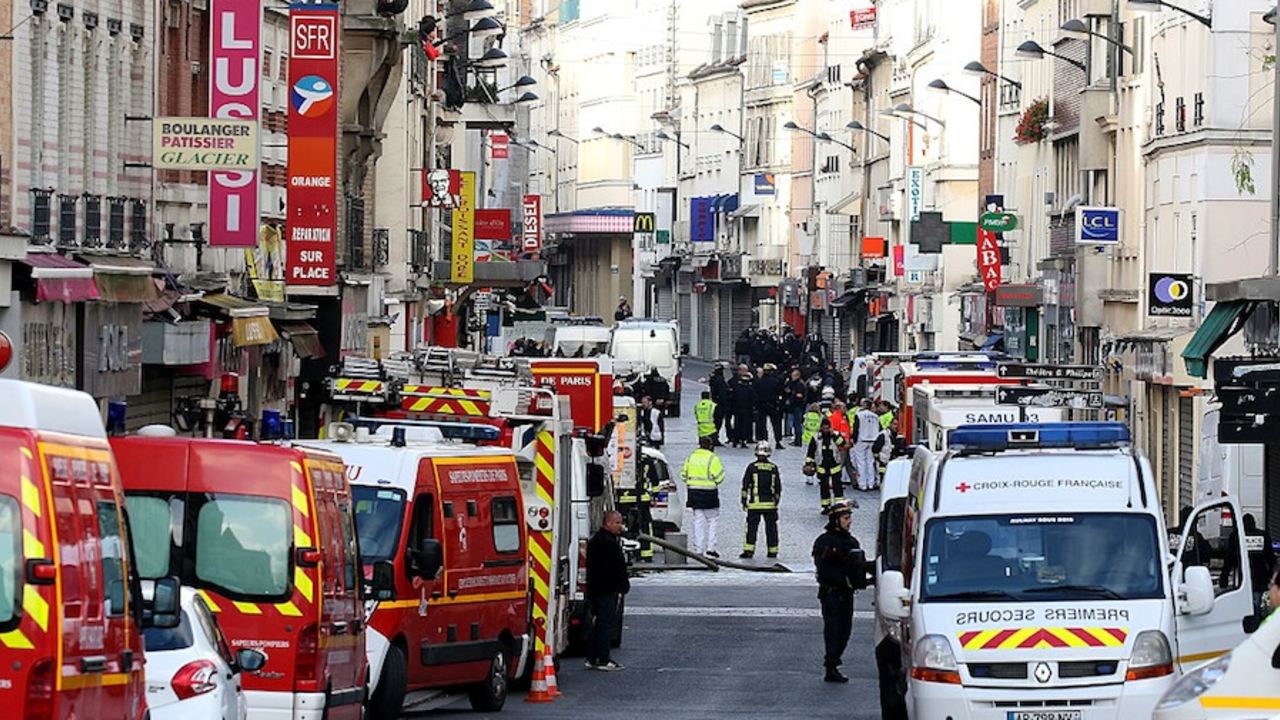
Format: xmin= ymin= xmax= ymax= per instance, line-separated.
xmin=1076 ymin=206 xmax=1120 ymax=244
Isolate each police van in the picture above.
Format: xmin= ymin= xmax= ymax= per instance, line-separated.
xmin=876 ymin=423 xmax=1257 ymax=720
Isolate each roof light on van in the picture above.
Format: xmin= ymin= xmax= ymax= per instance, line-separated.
xmin=948 ymin=422 xmax=1131 ymax=453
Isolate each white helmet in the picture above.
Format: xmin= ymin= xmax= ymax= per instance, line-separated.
xmin=754 ymin=441 xmax=772 ymax=458
xmin=821 ymin=386 xmax=835 ymax=401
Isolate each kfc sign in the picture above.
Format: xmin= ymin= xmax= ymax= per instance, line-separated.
xmin=424 ymin=169 xmax=462 ymax=209
xmin=522 ymin=194 xmax=542 ymax=252
xmin=209 ymin=0 xmax=262 ymax=247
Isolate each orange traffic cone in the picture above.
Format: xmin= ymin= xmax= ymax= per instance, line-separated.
xmin=543 ymin=652 xmax=561 ymax=697
xmin=524 ymin=651 xmax=555 ymax=703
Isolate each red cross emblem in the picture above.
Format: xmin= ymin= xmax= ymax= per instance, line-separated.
xmin=955 ymin=482 xmax=972 ymax=493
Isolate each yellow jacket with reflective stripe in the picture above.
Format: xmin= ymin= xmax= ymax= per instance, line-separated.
xmin=681 ymin=448 xmax=725 ymax=509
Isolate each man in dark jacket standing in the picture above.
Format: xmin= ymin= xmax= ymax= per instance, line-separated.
xmin=585 ymin=511 xmax=630 ymax=671
xmin=728 ymin=364 xmax=757 ymax=447
xmin=709 ymin=363 xmax=730 ymax=445
xmin=754 ymin=363 xmax=785 ymax=449
xmin=812 ymin=500 xmax=866 ymax=683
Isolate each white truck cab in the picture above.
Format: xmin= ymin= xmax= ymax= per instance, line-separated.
xmin=875 ymin=422 xmax=1257 ymax=720
xmin=1155 ymin=610 xmax=1280 ymax=719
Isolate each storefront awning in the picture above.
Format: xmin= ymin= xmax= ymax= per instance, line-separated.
xmin=276 ymin=321 xmax=325 ymax=359
xmin=197 ymin=293 xmax=280 ymax=347
xmin=830 ymin=288 xmax=865 ymax=307
xmin=20 ymin=252 xmax=100 ymax=303
xmin=727 ymin=204 xmax=759 ymax=221
xmin=1181 ymin=300 xmax=1251 ymax=379
xmin=80 ymin=255 xmax=159 ymax=302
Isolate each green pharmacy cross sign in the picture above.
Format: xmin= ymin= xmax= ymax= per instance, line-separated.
xmin=980 ymin=212 xmax=1018 ymax=233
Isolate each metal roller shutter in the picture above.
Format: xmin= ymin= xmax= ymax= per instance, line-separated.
xmin=1267 ymin=443 xmax=1280 ymax=535
xmin=732 ymin=286 xmax=753 ymax=349
xmin=1160 ymin=389 xmax=1173 ymax=522
xmin=1178 ymin=397 xmax=1195 ymax=513
xmin=656 ymin=286 xmax=674 ymax=322
xmin=697 ymin=291 xmax=717 ymax=361
xmin=718 ymin=286 xmax=735 ymax=364
xmin=125 ymin=373 xmax=210 ymax=431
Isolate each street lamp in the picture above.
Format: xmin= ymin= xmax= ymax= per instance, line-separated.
xmin=879 ymin=107 xmax=927 ymax=131
xmin=474 ymin=47 xmax=508 ymax=69
xmin=655 ymin=130 xmax=690 ymax=149
xmin=1060 ymin=19 xmax=1136 ymax=54
xmin=462 ymin=0 xmax=498 ymax=22
xmin=527 ymin=139 xmax=556 ymax=154
xmin=963 ymin=60 xmax=1022 ymax=89
xmin=846 ymin=120 xmax=890 ymax=143
xmin=1015 ymin=40 xmax=1087 ymax=72
xmin=816 ymin=132 xmax=857 ymax=153
xmin=497 ymin=75 xmax=537 ymax=92
xmin=893 ymin=102 xmax=946 ymax=128
xmin=511 ymin=91 xmax=539 ymax=105
xmin=1127 ymin=0 xmax=1211 ymax=28
xmin=927 ymin=78 xmax=981 ymax=105
xmin=710 ymin=123 xmax=744 ymax=144
xmin=469 ymin=15 xmax=504 ymax=39
xmin=547 ymin=128 xmax=579 ymax=144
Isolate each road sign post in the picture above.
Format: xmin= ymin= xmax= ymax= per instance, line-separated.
xmin=996 ymin=363 xmax=1104 ymax=381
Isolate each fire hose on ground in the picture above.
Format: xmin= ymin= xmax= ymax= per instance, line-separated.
xmin=631 ymin=533 xmax=792 ymax=573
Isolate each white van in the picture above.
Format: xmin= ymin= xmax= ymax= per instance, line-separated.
xmin=911 ymin=383 xmax=1067 ymax=452
xmin=552 ymin=325 xmax=613 ymax=358
xmin=1154 ymin=611 xmax=1279 ymax=719
xmin=876 ymin=422 xmax=1256 ymax=720
xmin=610 ymin=320 xmax=682 ymax=416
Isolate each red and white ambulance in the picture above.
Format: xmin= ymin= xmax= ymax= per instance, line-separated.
xmin=112 ymin=435 xmax=366 ymax=720
xmin=0 ymin=379 xmax=160 ymax=720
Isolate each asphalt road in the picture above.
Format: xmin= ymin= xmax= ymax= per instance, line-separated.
xmin=426 ymin=358 xmax=885 ymax=718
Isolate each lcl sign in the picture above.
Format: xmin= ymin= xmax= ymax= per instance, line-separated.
xmin=209 ymin=0 xmax=262 ymax=247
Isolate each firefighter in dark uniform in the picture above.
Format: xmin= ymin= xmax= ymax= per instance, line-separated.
xmin=740 ymin=441 xmax=782 ymax=559
xmin=812 ymin=499 xmax=866 ymax=683
xmin=618 ymin=454 xmax=657 ymax=562
xmin=806 ymin=416 xmax=847 ymax=511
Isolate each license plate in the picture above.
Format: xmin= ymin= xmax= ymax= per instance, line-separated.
xmin=1007 ymin=712 xmax=1083 ymax=720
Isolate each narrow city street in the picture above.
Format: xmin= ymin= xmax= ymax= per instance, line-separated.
xmin=429 ymin=360 xmax=883 ymax=718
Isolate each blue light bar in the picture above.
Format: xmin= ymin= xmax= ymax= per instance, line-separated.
xmin=915 ymin=360 xmax=998 ymax=371
xmin=350 ymin=417 xmax=501 ymax=442
xmin=948 ymin=422 xmax=1131 ymax=453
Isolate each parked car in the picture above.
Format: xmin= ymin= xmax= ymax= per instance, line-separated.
xmin=143 ymin=587 xmax=266 ymax=720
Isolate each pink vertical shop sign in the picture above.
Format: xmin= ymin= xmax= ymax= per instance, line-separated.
xmin=209 ymin=0 xmax=262 ymax=247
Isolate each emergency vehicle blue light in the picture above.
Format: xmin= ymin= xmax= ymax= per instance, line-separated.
xmin=350 ymin=417 xmax=500 ymax=442
xmin=948 ymin=422 xmax=1130 ymax=453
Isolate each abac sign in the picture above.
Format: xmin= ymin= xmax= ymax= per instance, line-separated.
xmin=1075 ymin=206 xmax=1120 ymax=245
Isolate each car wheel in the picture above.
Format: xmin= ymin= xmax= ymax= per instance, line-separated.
xmin=467 ymin=650 xmax=508 ymax=712
xmin=364 ymin=645 xmax=407 ymax=720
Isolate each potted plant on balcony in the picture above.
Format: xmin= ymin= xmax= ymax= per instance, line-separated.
xmin=1014 ymin=98 xmax=1050 ymax=144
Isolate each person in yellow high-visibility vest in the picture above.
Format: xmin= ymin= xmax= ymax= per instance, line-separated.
xmin=694 ymin=391 xmax=718 ymax=443
xmin=681 ymin=435 xmax=726 ymax=558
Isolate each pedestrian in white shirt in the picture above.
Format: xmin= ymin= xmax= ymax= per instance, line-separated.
xmin=853 ymin=400 xmax=880 ymax=491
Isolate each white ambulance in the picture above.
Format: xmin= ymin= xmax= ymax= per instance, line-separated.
xmin=876 ymin=422 xmax=1257 ymax=720
xmin=911 ymin=383 xmax=1068 ymax=452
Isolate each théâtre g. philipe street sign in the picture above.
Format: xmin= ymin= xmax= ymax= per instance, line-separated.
xmin=996 ymin=363 xmax=1104 ymax=381
xmin=996 ymin=386 xmax=1105 ymax=409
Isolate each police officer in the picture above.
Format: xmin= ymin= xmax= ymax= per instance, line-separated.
xmin=681 ymin=436 xmax=726 ymax=558
xmin=618 ymin=454 xmax=658 ymax=562
xmin=740 ymin=441 xmax=782 ymax=559
xmin=709 ymin=363 xmax=730 ymax=443
xmin=812 ymin=499 xmax=866 ymax=683
xmin=754 ymin=363 xmax=785 ymax=449
xmin=785 ymin=368 xmax=808 ymax=446
xmin=728 ymin=364 xmax=757 ymax=448
xmin=806 ymin=417 xmax=847 ymax=511
xmin=694 ymin=390 xmax=717 ymax=443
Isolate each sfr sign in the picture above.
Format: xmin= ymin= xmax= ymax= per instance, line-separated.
xmin=292 ymin=13 xmax=336 ymax=59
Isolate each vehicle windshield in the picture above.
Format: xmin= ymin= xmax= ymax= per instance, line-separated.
xmin=555 ymin=340 xmax=610 ymax=357
xmin=611 ymin=337 xmax=675 ymax=370
xmin=143 ymin=607 xmax=194 ymax=652
xmin=195 ymin=494 xmax=291 ymax=600
xmin=920 ymin=513 xmax=1163 ymax=602
xmin=125 ymin=494 xmax=180 ymax=579
xmin=352 ymin=486 xmax=407 ymax=564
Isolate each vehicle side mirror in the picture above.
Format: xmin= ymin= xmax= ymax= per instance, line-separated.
xmin=877 ymin=570 xmax=910 ymax=620
xmin=236 ymin=648 xmax=267 ymax=673
xmin=1176 ymin=565 xmax=1215 ymax=616
xmin=1272 ymin=643 xmax=1279 ymax=670
xmin=368 ymin=560 xmax=396 ymax=601
xmin=148 ymin=576 xmax=181 ymax=629
xmin=409 ymin=538 xmax=443 ymax=579
xmin=680 ymin=343 xmax=690 ymax=356
xmin=586 ymin=463 xmax=606 ymax=498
